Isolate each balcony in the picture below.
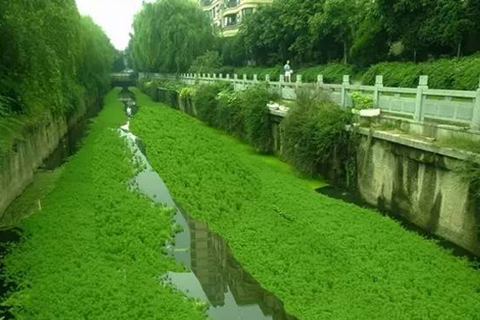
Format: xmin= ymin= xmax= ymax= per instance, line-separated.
xmin=226 ymin=0 xmax=239 ymax=8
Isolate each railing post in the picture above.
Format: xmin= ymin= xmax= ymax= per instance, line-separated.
xmin=226 ymin=74 xmax=230 ymax=80
xmin=213 ymin=73 xmax=217 ymax=81
xmin=296 ymin=74 xmax=302 ymax=90
xmin=341 ymin=75 xmax=350 ymax=108
xmin=374 ymin=75 xmax=384 ymax=107
xmin=219 ymin=74 xmax=223 ymax=80
xmin=279 ymin=75 xmax=285 ymax=97
xmin=316 ymin=75 xmax=324 ymax=95
xmin=414 ymin=75 xmax=428 ymax=121
xmin=234 ymin=74 xmax=238 ymax=90
xmin=471 ymin=77 xmax=480 ymax=131
xmin=253 ymin=74 xmax=258 ymax=83
xmin=265 ymin=74 xmax=270 ymax=83
xmin=243 ymin=74 xmax=247 ymax=87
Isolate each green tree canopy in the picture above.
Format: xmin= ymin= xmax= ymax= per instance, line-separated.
xmin=0 ymin=0 xmax=115 ymax=115
xmin=129 ymin=0 xmax=214 ymax=73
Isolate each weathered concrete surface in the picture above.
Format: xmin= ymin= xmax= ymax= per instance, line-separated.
xmin=0 ymin=96 xmax=98 ymax=217
xmin=357 ymin=131 xmax=480 ymax=255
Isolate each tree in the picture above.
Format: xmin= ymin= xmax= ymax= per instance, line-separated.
xmin=310 ymin=0 xmax=362 ymax=65
xmin=420 ymin=0 xmax=473 ymax=57
xmin=189 ymin=51 xmax=222 ymax=74
xmin=130 ymin=0 xmax=214 ymax=73
xmin=0 ymin=0 xmax=115 ymax=115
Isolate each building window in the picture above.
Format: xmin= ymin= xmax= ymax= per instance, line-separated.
xmin=242 ymin=8 xmax=254 ymax=17
xmin=226 ymin=0 xmax=239 ymax=8
xmin=225 ymin=14 xmax=237 ymax=26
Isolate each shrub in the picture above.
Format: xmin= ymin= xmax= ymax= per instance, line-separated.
xmin=298 ymin=63 xmax=355 ymax=83
xmin=362 ymin=54 xmax=480 ymax=90
xmin=215 ymin=88 xmax=244 ymax=137
xmin=189 ymin=51 xmax=222 ymax=75
xmin=192 ymin=83 xmax=227 ymax=126
xmin=238 ymin=85 xmax=278 ymax=154
xmin=236 ymin=66 xmax=282 ymax=81
xmin=281 ymin=91 xmax=353 ymax=177
xmin=351 ymin=92 xmax=374 ymax=110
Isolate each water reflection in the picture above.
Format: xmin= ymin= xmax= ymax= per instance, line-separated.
xmin=119 ymin=91 xmax=297 ymax=320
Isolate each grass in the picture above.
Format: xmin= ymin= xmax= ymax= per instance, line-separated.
xmin=131 ymin=88 xmax=480 ymax=320
xmin=1 ymin=88 xmax=205 ymax=319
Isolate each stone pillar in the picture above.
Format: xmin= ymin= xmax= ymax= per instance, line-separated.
xmin=279 ymin=75 xmax=285 ymax=98
xmin=296 ymin=74 xmax=302 ymax=90
xmin=374 ymin=75 xmax=384 ymax=108
xmin=414 ymin=75 xmax=428 ymax=122
xmin=341 ymin=75 xmax=350 ymax=108
xmin=234 ymin=74 xmax=238 ymax=91
xmin=471 ymin=77 xmax=480 ymax=131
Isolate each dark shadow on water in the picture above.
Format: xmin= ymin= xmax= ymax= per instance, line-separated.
xmin=316 ymin=185 xmax=480 ymax=265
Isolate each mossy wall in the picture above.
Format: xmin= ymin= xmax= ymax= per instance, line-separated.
xmin=0 ymin=96 xmax=100 ymax=217
xmin=357 ymin=135 xmax=480 ymax=255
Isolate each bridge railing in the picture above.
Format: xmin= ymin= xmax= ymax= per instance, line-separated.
xmin=139 ymin=72 xmax=480 ymax=131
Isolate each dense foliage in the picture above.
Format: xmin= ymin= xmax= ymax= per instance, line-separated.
xmin=1 ymin=90 xmax=205 ymax=319
xmin=193 ymin=84 xmax=276 ymax=153
xmin=132 ymin=89 xmax=480 ymax=320
xmin=281 ymin=92 xmax=353 ymax=177
xmin=0 ymin=1 xmax=114 ymax=114
xmin=362 ymin=53 xmax=480 ymax=90
xmin=0 ymin=1 xmax=115 ymax=162
xmin=238 ymin=0 xmax=480 ymax=67
xmin=129 ymin=0 xmax=214 ymax=73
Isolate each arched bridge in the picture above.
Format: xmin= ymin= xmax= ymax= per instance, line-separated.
xmin=111 ymin=72 xmax=137 ymax=87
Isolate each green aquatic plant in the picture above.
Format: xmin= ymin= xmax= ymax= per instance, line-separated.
xmin=131 ymin=88 xmax=480 ymax=320
xmin=1 ymin=89 xmax=205 ymax=319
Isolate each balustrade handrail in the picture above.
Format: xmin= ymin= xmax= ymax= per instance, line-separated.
xmin=139 ymin=72 xmax=480 ymax=131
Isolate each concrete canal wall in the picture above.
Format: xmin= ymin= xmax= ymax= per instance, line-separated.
xmin=0 ymin=95 xmax=100 ymax=218
xmin=145 ymin=85 xmax=480 ymax=255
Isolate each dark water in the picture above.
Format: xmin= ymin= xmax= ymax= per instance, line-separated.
xmin=317 ymin=185 xmax=480 ymax=263
xmin=120 ymin=94 xmax=296 ymax=320
xmin=42 ymin=98 xmax=102 ymax=170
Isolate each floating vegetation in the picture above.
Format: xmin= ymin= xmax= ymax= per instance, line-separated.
xmin=1 ymin=89 xmax=205 ymax=319
xmin=131 ymin=88 xmax=480 ymax=320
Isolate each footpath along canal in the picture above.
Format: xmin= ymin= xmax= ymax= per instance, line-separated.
xmin=1 ymin=87 xmax=480 ymax=319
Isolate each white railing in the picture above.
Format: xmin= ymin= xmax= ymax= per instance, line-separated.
xmin=139 ymin=72 xmax=480 ymax=131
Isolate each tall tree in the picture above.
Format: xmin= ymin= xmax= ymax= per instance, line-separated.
xmin=130 ymin=0 xmax=214 ymax=73
xmin=310 ymin=0 xmax=361 ymax=65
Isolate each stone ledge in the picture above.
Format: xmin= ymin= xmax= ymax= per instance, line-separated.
xmin=357 ymin=127 xmax=480 ymax=163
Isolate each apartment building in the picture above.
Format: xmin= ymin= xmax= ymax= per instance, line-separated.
xmin=199 ymin=0 xmax=273 ymax=37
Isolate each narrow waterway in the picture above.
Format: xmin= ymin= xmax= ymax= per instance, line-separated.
xmin=119 ymin=91 xmax=297 ymax=320
xmin=0 ymin=96 xmax=103 ymax=319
